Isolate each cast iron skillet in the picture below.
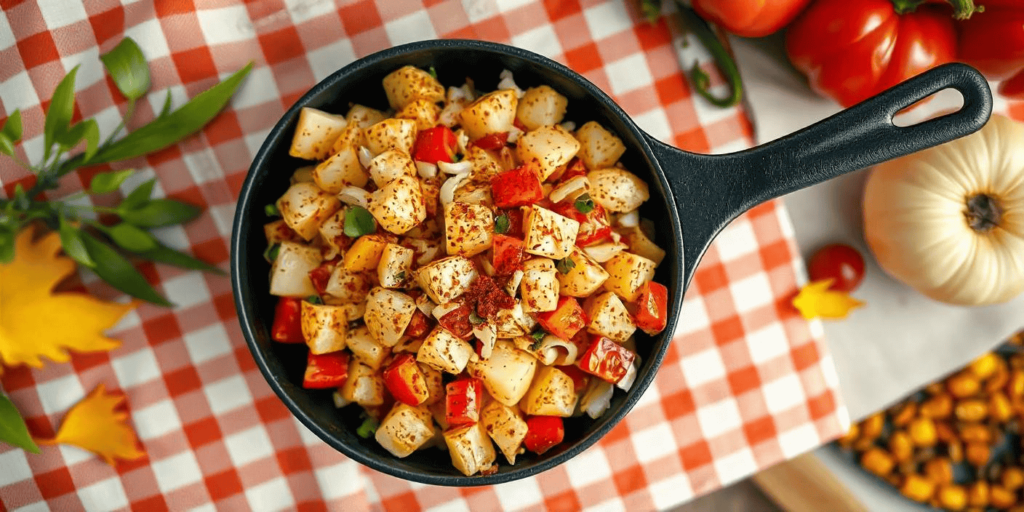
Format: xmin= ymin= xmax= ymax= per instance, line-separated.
xmin=231 ymin=39 xmax=992 ymax=486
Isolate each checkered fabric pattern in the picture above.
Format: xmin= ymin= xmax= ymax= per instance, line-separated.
xmin=0 ymin=0 xmax=849 ymax=510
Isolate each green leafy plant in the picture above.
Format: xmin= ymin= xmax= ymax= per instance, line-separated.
xmin=0 ymin=37 xmax=252 ymax=306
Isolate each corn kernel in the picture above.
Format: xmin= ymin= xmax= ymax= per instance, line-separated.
xmin=970 ymin=353 xmax=1000 ymax=379
xmin=909 ymin=417 xmax=938 ymax=447
xmin=838 ymin=423 xmax=860 ymax=447
xmin=968 ymin=481 xmax=989 ymax=508
xmin=861 ymin=413 xmax=884 ymax=440
xmin=949 ymin=372 xmax=982 ymax=398
xmin=966 ymin=441 xmax=991 ymax=467
xmin=991 ymin=392 xmax=1013 ymax=422
xmin=1010 ymin=369 xmax=1024 ymax=398
xmin=955 ymin=399 xmax=989 ymax=422
xmin=991 ymin=484 xmax=1018 ymax=509
xmin=948 ymin=440 xmax=964 ymax=463
xmin=1003 ymin=467 xmax=1024 ymax=491
xmin=888 ymin=431 xmax=914 ymax=463
xmin=900 ymin=474 xmax=936 ymax=503
xmin=959 ymin=423 xmax=992 ymax=444
xmin=892 ymin=402 xmax=917 ymax=427
xmin=924 ymin=457 xmax=953 ymax=485
xmin=921 ymin=393 xmax=954 ymax=419
xmin=986 ymin=360 xmax=1009 ymax=393
xmin=860 ymin=447 xmax=896 ymax=477
xmin=938 ymin=484 xmax=968 ymax=511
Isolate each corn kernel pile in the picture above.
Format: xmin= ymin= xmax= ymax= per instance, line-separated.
xmin=839 ymin=331 xmax=1024 ymax=511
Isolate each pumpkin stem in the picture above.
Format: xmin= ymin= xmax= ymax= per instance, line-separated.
xmin=891 ymin=0 xmax=983 ymax=19
xmin=964 ymin=194 xmax=1003 ymax=233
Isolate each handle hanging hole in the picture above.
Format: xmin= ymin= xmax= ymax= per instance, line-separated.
xmin=892 ymin=88 xmax=965 ymax=128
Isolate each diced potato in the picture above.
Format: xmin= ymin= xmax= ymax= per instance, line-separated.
xmin=270 ymin=242 xmax=322 ymax=297
xmin=377 ymin=243 xmax=413 ymax=288
xmin=265 ymin=219 xmax=301 ymax=245
xmin=520 ymin=258 xmax=559 ymax=313
xmin=396 ymin=98 xmax=441 ymax=131
xmin=583 ymin=291 xmax=636 ymax=343
xmin=575 ymin=121 xmax=626 ymax=169
xmin=368 ymin=149 xmax=417 ymax=187
xmin=481 ymin=400 xmax=528 ymax=465
xmin=393 ymin=337 xmax=423 ymax=354
xmin=317 ymin=210 xmax=346 ymax=260
xmin=329 ymin=124 xmax=366 ymax=156
xmin=289 ymin=107 xmax=347 ymax=160
xmin=346 ymin=104 xmax=388 ymax=129
xmin=382 ymin=65 xmax=445 ymax=110
xmin=556 ymin=247 xmax=610 ymax=297
xmin=515 ymin=85 xmax=568 ymax=131
xmin=369 ymin=175 xmax=426 ymax=235
xmin=340 ymin=360 xmax=385 ymax=406
xmin=603 ymin=252 xmax=657 ymax=302
xmin=300 ymin=301 xmax=348 ymax=354
xmin=588 ymin=168 xmax=650 ymax=213
xmin=516 ymin=125 xmax=580 ymax=181
xmin=514 ymin=334 xmax=578 ymax=366
xmin=465 ymin=146 xmax=504 ymax=182
xmin=407 ymin=238 xmax=442 ymax=267
xmin=521 ymin=365 xmax=578 ymax=417
xmin=623 ymin=226 xmax=665 ymax=267
xmin=443 ymin=422 xmax=497 ymax=477
xmin=313 ymin=145 xmax=369 ymax=193
xmin=324 ymin=266 xmax=371 ymax=303
xmin=467 ymin=340 xmax=537 ymax=406
xmin=417 ymin=326 xmax=474 ymax=374
xmin=376 ymin=403 xmax=435 ymax=458
xmin=415 ymin=256 xmax=477 ymax=304
xmin=493 ymin=301 xmax=526 ymax=338
xmin=336 ymin=302 xmax=365 ymax=321
xmin=444 ymin=202 xmax=493 ymax=257
xmin=291 ymin=166 xmax=315 ymax=184
xmin=276 ymin=182 xmax=341 ymax=241
xmin=420 ymin=363 xmax=444 ymax=405
xmin=347 ymin=325 xmax=389 ymax=370
xmin=473 ymin=321 xmax=498 ymax=359
xmin=363 ymin=288 xmax=417 ymax=347
xmin=365 ymin=118 xmax=418 ymax=156
xmin=582 ymin=241 xmax=628 ymax=263
xmin=342 ymin=234 xmax=390 ymax=272
xmin=523 ymin=205 xmax=579 ymax=260
xmin=458 ymin=89 xmax=518 ymax=140
xmin=505 ymin=269 xmax=524 ymax=297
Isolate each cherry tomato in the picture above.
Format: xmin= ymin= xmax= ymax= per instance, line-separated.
xmin=808 ymin=244 xmax=866 ymax=292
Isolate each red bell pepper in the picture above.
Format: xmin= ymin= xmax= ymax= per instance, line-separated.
xmin=438 ymin=305 xmax=474 ymax=340
xmin=302 ymin=351 xmax=350 ymax=389
xmin=536 ymin=296 xmax=589 ymax=341
xmin=405 ymin=309 xmax=432 ymax=338
xmin=383 ymin=353 xmax=430 ymax=406
xmin=492 ymin=234 xmax=526 ymax=276
xmin=523 ymin=416 xmax=564 ymax=455
xmin=412 ymin=126 xmax=458 ymax=165
xmin=560 ymin=158 xmax=588 ymax=182
xmin=496 ymin=208 xmax=525 ymax=238
xmin=556 ymin=365 xmax=591 ymax=393
xmin=786 ymin=0 xmax=978 ymax=108
xmin=491 ymin=166 xmax=544 ymax=208
xmin=445 ymin=378 xmax=483 ymax=426
xmin=633 ymin=282 xmax=668 ymax=335
xmin=693 ymin=0 xmax=812 ymax=38
xmin=551 ymin=199 xmax=612 ymax=247
xmin=271 ymin=297 xmax=304 ymax=343
xmin=577 ymin=335 xmax=636 ymax=384
xmin=307 ymin=262 xmax=333 ymax=296
xmin=471 ymin=132 xmax=509 ymax=151
xmin=958 ymin=0 xmax=1024 ymax=99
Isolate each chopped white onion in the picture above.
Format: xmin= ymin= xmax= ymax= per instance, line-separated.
xmin=581 ymin=380 xmax=614 ymax=419
xmin=415 ymin=293 xmax=436 ymax=316
xmin=505 ymin=270 xmax=524 ymax=297
xmin=610 ymin=230 xmax=622 ymax=244
xmin=438 ymin=160 xmax=473 ymax=175
xmin=473 ymin=322 xmax=497 ymax=359
xmin=337 ymin=186 xmax=370 ymax=208
xmin=357 ymin=146 xmax=374 ymax=168
xmin=497 ymin=69 xmax=525 ymax=99
xmin=616 ymin=358 xmax=639 ymax=391
xmin=440 ymin=171 xmax=470 ymax=205
xmin=617 ymin=210 xmax=640 ymax=228
xmin=549 ymin=176 xmax=590 ymax=203
xmin=456 ymin=129 xmax=470 ymax=155
xmin=507 ymin=125 xmax=523 ymax=144
xmin=416 ymin=161 xmax=438 ymax=179
xmin=447 ymin=83 xmax=475 ymax=103
xmin=583 ymin=242 xmax=628 ymax=263
xmin=559 ymin=121 xmax=576 ymax=132
xmin=439 ymin=103 xmax=463 ymax=128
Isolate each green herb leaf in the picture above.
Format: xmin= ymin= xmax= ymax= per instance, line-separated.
xmin=306 ymin=295 xmax=322 ymax=305
xmin=0 ymin=394 xmax=40 ymax=453
xmin=0 ymin=226 xmax=15 ymax=264
xmin=58 ymin=215 xmax=95 ymax=268
xmin=555 ymin=256 xmax=576 ymax=275
xmin=0 ymin=134 xmax=13 ymax=157
xmin=90 ymin=170 xmax=135 ymax=194
xmin=80 ymin=232 xmax=173 ymax=306
xmin=2 ymin=109 xmax=22 ymax=141
xmin=57 ymin=119 xmax=100 ymax=161
xmin=12 ymin=184 xmax=29 ymax=211
xmin=574 ymin=193 xmax=595 ymax=214
xmin=641 ymin=0 xmax=663 ymax=24
xmin=89 ymin=63 xmax=253 ymax=164
xmin=100 ymin=37 xmax=150 ymax=101
xmin=396 ymin=270 xmax=406 ymax=282
xmin=530 ymin=330 xmax=546 ymax=350
xmin=343 ymin=206 xmax=375 ymax=238
xmin=357 ymin=417 xmax=379 ymax=438
xmin=159 ymin=90 xmax=173 ymax=117
xmin=134 ymin=243 xmax=225 ymax=274
xmin=263 ymin=243 xmax=280 ymax=264
xmin=264 ymin=203 xmax=279 ymax=217
xmin=109 ymin=223 xmax=157 ymax=252
xmin=43 ymin=66 xmax=79 ymax=160
xmin=429 ymin=66 xmax=438 ymax=79
xmin=120 ymin=179 xmax=155 ymax=211
xmin=494 ymin=213 xmax=510 ymax=234
xmin=452 ymin=153 xmax=463 ymax=162
xmin=469 ymin=311 xmax=484 ymax=325
xmin=119 ymin=199 xmax=200 ymax=228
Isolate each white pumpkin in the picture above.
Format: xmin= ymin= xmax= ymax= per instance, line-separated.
xmin=863 ymin=114 xmax=1024 ymax=306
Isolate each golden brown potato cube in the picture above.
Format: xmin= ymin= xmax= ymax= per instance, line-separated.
xmin=382 ymin=65 xmax=445 ymax=110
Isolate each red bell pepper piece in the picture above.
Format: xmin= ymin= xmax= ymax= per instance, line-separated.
xmin=496 ymin=208 xmax=525 ymax=238
xmin=307 ymin=262 xmax=333 ymax=296
xmin=302 ymin=351 xmax=350 ymax=389
xmin=383 ymin=353 xmax=430 ymax=406
xmin=491 ymin=166 xmax=544 ymax=208
xmin=446 ymin=378 xmax=483 ymax=426
xmin=492 ymin=234 xmax=526 ymax=276
xmin=471 ymin=132 xmax=509 ymax=151
xmin=412 ymin=125 xmax=458 ymax=165
xmin=536 ymin=296 xmax=588 ymax=341
xmin=271 ymin=297 xmax=304 ymax=343
xmin=556 ymin=365 xmax=591 ymax=393
xmin=438 ymin=305 xmax=474 ymax=340
xmin=577 ymin=335 xmax=636 ymax=384
xmin=523 ymin=415 xmax=564 ymax=455
xmin=513 ymin=118 xmax=527 ymax=132
xmin=633 ymin=282 xmax=668 ymax=335
xmin=551 ymin=199 xmax=612 ymax=247
xmin=405 ymin=309 xmax=432 ymax=338
xmin=559 ymin=158 xmax=588 ymax=183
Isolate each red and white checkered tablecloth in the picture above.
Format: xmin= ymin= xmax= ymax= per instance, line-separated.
xmin=0 ymin=0 xmax=848 ymax=510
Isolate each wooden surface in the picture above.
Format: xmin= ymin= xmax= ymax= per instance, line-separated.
xmin=752 ymin=452 xmax=868 ymax=512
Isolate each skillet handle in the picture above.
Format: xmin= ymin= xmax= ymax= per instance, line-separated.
xmin=654 ymin=62 xmax=992 ymax=283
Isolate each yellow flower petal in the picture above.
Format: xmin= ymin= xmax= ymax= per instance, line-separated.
xmin=792 ymin=279 xmax=865 ymax=320
xmin=37 ymin=384 xmax=146 ymax=466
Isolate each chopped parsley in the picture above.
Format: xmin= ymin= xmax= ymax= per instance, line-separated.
xmin=469 ymin=311 xmax=485 ymax=325
xmin=263 ymin=244 xmax=280 ymax=263
xmin=306 ymin=295 xmax=323 ymax=305
xmin=429 ymin=66 xmax=438 ymax=79
xmin=396 ymin=270 xmax=406 ymax=282
xmin=555 ymin=256 xmax=577 ymax=275
xmin=356 ymin=417 xmax=379 ymax=438
xmin=452 ymin=153 xmax=463 ymax=162
xmin=265 ymin=203 xmax=280 ymax=217
xmin=574 ymin=193 xmax=595 ymax=214
xmin=494 ymin=213 xmax=510 ymax=234
xmin=530 ymin=329 xmax=546 ymax=350
xmin=343 ymin=206 xmax=376 ymax=238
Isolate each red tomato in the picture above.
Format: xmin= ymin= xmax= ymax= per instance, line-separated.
xmin=307 ymin=262 xmax=333 ymax=295
xmin=692 ymin=0 xmax=812 ymax=37
xmin=302 ymin=351 xmax=350 ymax=389
xmin=445 ymin=378 xmax=483 ymax=426
xmin=412 ymin=126 xmax=458 ymax=164
xmin=492 ymin=234 xmax=526 ymax=276
xmin=958 ymin=0 xmax=1024 ymax=99
xmin=405 ymin=309 xmax=432 ymax=338
xmin=383 ymin=354 xmax=429 ymax=406
xmin=271 ymin=297 xmax=304 ymax=343
xmin=523 ymin=416 xmax=564 ymax=455
xmin=471 ymin=132 xmax=509 ymax=151
xmin=438 ymin=305 xmax=474 ymax=340
xmin=633 ymin=282 xmax=668 ymax=336
xmin=491 ymin=166 xmax=544 ymax=208
xmin=577 ymin=335 xmax=636 ymax=384
xmin=808 ymin=244 xmax=866 ymax=293
xmin=559 ymin=158 xmax=588 ymax=183
xmin=536 ymin=296 xmax=589 ymax=341
xmin=551 ymin=199 xmax=612 ymax=247
xmin=786 ymin=0 xmax=967 ymax=107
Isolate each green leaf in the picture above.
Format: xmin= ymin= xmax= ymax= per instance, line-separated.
xmin=357 ymin=417 xmax=378 ymax=439
xmin=306 ymin=295 xmax=322 ymax=305
xmin=57 ymin=119 xmax=100 ymax=161
xmin=574 ymin=193 xmax=595 ymax=214
xmin=641 ymin=0 xmax=663 ymax=24
xmin=108 ymin=223 xmax=157 ymax=252
xmin=0 ymin=133 xmax=13 ymax=157
xmin=90 ymin=170 xmax=135 ymax=194
xmin=134 ymin=243 xmax=224 ymax=275
xmin=264 ymin=203 xmax=279 ymax=217
xmin=469 ymin=311 xmax=484 ymax=325
xmin=43 ymin=66 xmax=79 ymax=160
xmin=0 ymin=226 xmax=15 ymax=264
xmin=0 ymin=394 xmax=40 ymax=453
xmin=555 ymin=256 xmax=576 ymax=275
xmin=263 ymin=243 xmax=280 ymax=264
xmin=429 ymin=66 xmax=438 ymax=79
xmin=159 ymin=90 xmax=173 ymax=118
xmin=343 ymin=206 xmax=375 ymax=238
xmin=530 ymin=329 xmax=546 ymax=350
xmin=120 ymin=179 xmax=155 ymax=211
xmin=12 ymin=184 xmax=29 ymax=210
xmin=494 ymin=213 xmax=510 ymax=235
xmin=80 ymin=232 xmax=173 ymax=306
xmin=58 ymin=215 xmax=95 ymax=267
xmin=119 ymin=199 xmax=200 ymax=228
xmin=89 ymin=63 xmax=253 ymax=164
xmin=100 ymin=37 xmax=150 ymax=101
xmin=2 ymin=110 xmax=22 ymax=141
